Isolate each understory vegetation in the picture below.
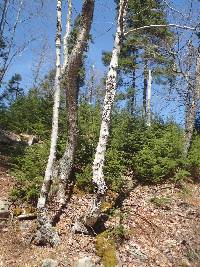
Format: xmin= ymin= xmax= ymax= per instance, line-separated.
xmin=1 ymin=91 xmax=199 ymax=204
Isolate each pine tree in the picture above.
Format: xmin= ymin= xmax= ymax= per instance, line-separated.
xmin=103 ymin=0 xmax=175 ymax=118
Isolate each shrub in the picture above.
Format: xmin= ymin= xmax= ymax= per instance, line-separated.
xmin=150 ymin=196 xmax=171 ymax=208
xmin=0 ymin=91 xmax=53 ymax=139
xmin=10 ymin=142 xmax=49 ymax=204
xmin=133 ymin=124 xmax=185 ymax=183
xmin=188 ymin=134 xmax=200 ymax=178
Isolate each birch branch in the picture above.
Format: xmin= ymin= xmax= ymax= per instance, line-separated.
xmin=62 ymin=0 xmax=72 ymax=71
xmin=162 ymin=0 xmax=189 ymax=18
xmin=124 ymin=24 xmax=196 ymax=36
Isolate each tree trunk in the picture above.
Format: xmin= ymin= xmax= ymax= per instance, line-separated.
xmin=57 ymin=0 xmax=95 ymax=207
xmin=143 ymin=59 xmax=148 ymax=118
xmin=62 ymin=0 xmax=72 ymax=71
xmin=88 ymin=64 xmax=95 ymax=104
xmin=184 ymin=50 xmax=200 ymax=155
xmin=37 ymin=0 xmax=62 ymax=210
xmin=146 ymin=69 xmax=152 ymax=127
xmin=35 ymin=0 xmax=62 ymax=246
xmin=130 ymin=50 xmax=136 ymax=115
xmin=74 ymin=0 xmax=128 ymax=230
xmin=184 ymin=99 xmax=197 ymax=155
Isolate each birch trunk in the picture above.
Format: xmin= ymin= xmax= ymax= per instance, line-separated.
xmin=35 ymin=0 xmax=62 ymax=246
xmin=79 ymin=0 xmax=128 ymax=229
xmin=184 ymin=50 xmax=200 ymax=155
xmin=184 ymin=99 xmax=197 ymax=155
xmin=37 ymin=0 xmax=62 ymax=210
xmin=146 ymin=69 xmax=152 ymax=127
xmin=57 ymin=0 xmax=95 ymax=207
xmin=143 ymin=59 xmax=148 ymax=118
xmin=62 ymin=0 xmax=72 ymax=71
xmin=130 ymin=50 xmax=136 ymax=115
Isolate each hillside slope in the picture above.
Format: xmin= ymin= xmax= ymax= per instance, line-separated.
xmin=0 ymin=148 xmax=199 ymax=267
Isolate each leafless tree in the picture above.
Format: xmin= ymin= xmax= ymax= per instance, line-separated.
xmin=73 ymin=0 xmax=128 ymax=232
xmin=35 ymin=0 xmax=95 ymax=246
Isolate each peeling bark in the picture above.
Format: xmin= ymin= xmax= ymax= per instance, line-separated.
xmin=146 ymin=69 xmax=152 ymax=127
xmin=35 ymin=0 xmax=62 ymax=246
xmin=143 ymin=59 xmax=148 ymax=118
xmin=129 ymin=50 xmax=136 ymax=115
xmin=184 ymin=50 xmax=200 ymax=155
xmin=77 ymin=0 xmax=128 ymax=229
xmin=62 ymin=0 xmax=72 ymax=71
xmin=57 ymin=0 xmax=95 ymax=207
xmin=37 ymin=0 xmax=62 ymax=211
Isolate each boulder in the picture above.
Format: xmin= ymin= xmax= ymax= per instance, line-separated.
xmin=42 ymin=259 xmax=58 ymax=267
xmin=0 ymin=129 xmax=39 ymax=146
xmin=75 ymin=256 xmax=95 ymax=267
xmin=0 ymin=129 xmax=21 ymax=144
xmin=0 ymin=199 xmax=10 ymax=219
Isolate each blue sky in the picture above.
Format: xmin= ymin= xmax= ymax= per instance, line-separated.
xmin=5 ymin=0 xmax=117 ymax=89
xmin=3 ymin=0 xmax=200 ymax=124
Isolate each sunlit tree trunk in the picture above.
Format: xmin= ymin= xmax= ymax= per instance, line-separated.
xmin=57 ymin=0 xmax=95 ymax=207
xmin=37 ymin=0 xmax=62 ymax=210
xmin=184 ymin=50 xmax=200 ymax=155
xmin=146 ymin=69 xmax=152 ymax=127
xmin=129 ymin=49 xmax=136 ymax=115
xmin=75 ymin=0 xmax=128 ymax=230
xmin=35 ymin=0 xmax=62 ymax=246
xmin=62 ymin=0 xmax=72 ymax=71
xmin=143 ymin=59 xmax=148 ymax=118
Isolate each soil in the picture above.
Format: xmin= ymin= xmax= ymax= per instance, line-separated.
xmin=0 ymin=146 xmax=199 ymax=267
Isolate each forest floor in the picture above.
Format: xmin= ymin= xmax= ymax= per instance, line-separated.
xmin=0 ymin=146 xmax=200 ymax=267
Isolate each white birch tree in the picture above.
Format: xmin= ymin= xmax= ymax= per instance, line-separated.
xmin=35 ymin=0 xmax=95 ymax=245
xmin=37 ymin=0 xmax=62 ymax=210
xmin=35 ymin=0 xmax=63 ymax=246
xmin=184 ymin=48 xmax=200 ymax=155
xmin=74 ymin=0 xmax=128 ymax=232
xmin=146 ymin=69 xmax=152 ymax=127
xmin=57 ymin=0 xmax=95 ymax=208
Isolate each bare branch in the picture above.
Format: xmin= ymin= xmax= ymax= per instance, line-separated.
xmin=62 ymin=0 xmax=72 ymax=71
xmin=0 ymin=0 xmax=24 ymax=85
xmin=162 ymin=0 xmax=188 ymax=18
xmin=124 ymin=24 xmax=196 ymax=36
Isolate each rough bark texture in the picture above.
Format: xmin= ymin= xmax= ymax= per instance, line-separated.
xmin=79 ymin=0 xmax=128 ymax=229
xmin=37 ymin=0 xmax=62 ymax=210
xmin=62 ymin=0 xmax=72 ymax=71
xmin=57 ymin=0 xmax=95 ymax=207
xmin=146 ymin=69 xmax=152 ymax=127
xmin=35 ymin=0 xmax=62 ymax=246
xmin=184 ymin=50 xmax=200 ymax=155
xmin=130 ymin=50 xmax=136 ymax=115
xmin=143 ymin=59 xmax=148 ymax=118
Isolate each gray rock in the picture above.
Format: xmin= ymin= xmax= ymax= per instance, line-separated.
xmin=75 ymin=257 xmax=95 ymax=267
xmin=131 ymin=249 xmax=147 ymax=260
xmin=130 ymin=244 xmax=148 ymax=261
xmin=0 ymin=199 xmax=10 ymax=218
xmin=42 ymin=259 xmax=58 ymax=267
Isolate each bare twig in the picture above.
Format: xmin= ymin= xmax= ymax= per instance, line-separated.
xmin=125 ymin=24 xmax=196 ymax=36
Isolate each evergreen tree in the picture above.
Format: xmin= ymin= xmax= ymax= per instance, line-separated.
xmin=102 ymin=0 xmax=175 ymax=117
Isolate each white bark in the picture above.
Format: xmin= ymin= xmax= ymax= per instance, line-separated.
xmin=184 ymin=50 xmax=200 ymax=155
xmin=62 ymin=0 xmax=72 ymax=71
xmin=35 ymin=0 xmax=63 ymax=247
xmin=82 ymin=0 xmax=128 ymax=228
xmin=37 ymin=0 xmax=62 ymax=210
xmin=124 ymin=24 xmax=196 ymax=36
xmin=146 ymin=69 xmax=152 ymax=127
xmin=57 ymin=0 xmax=95 ymax=207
